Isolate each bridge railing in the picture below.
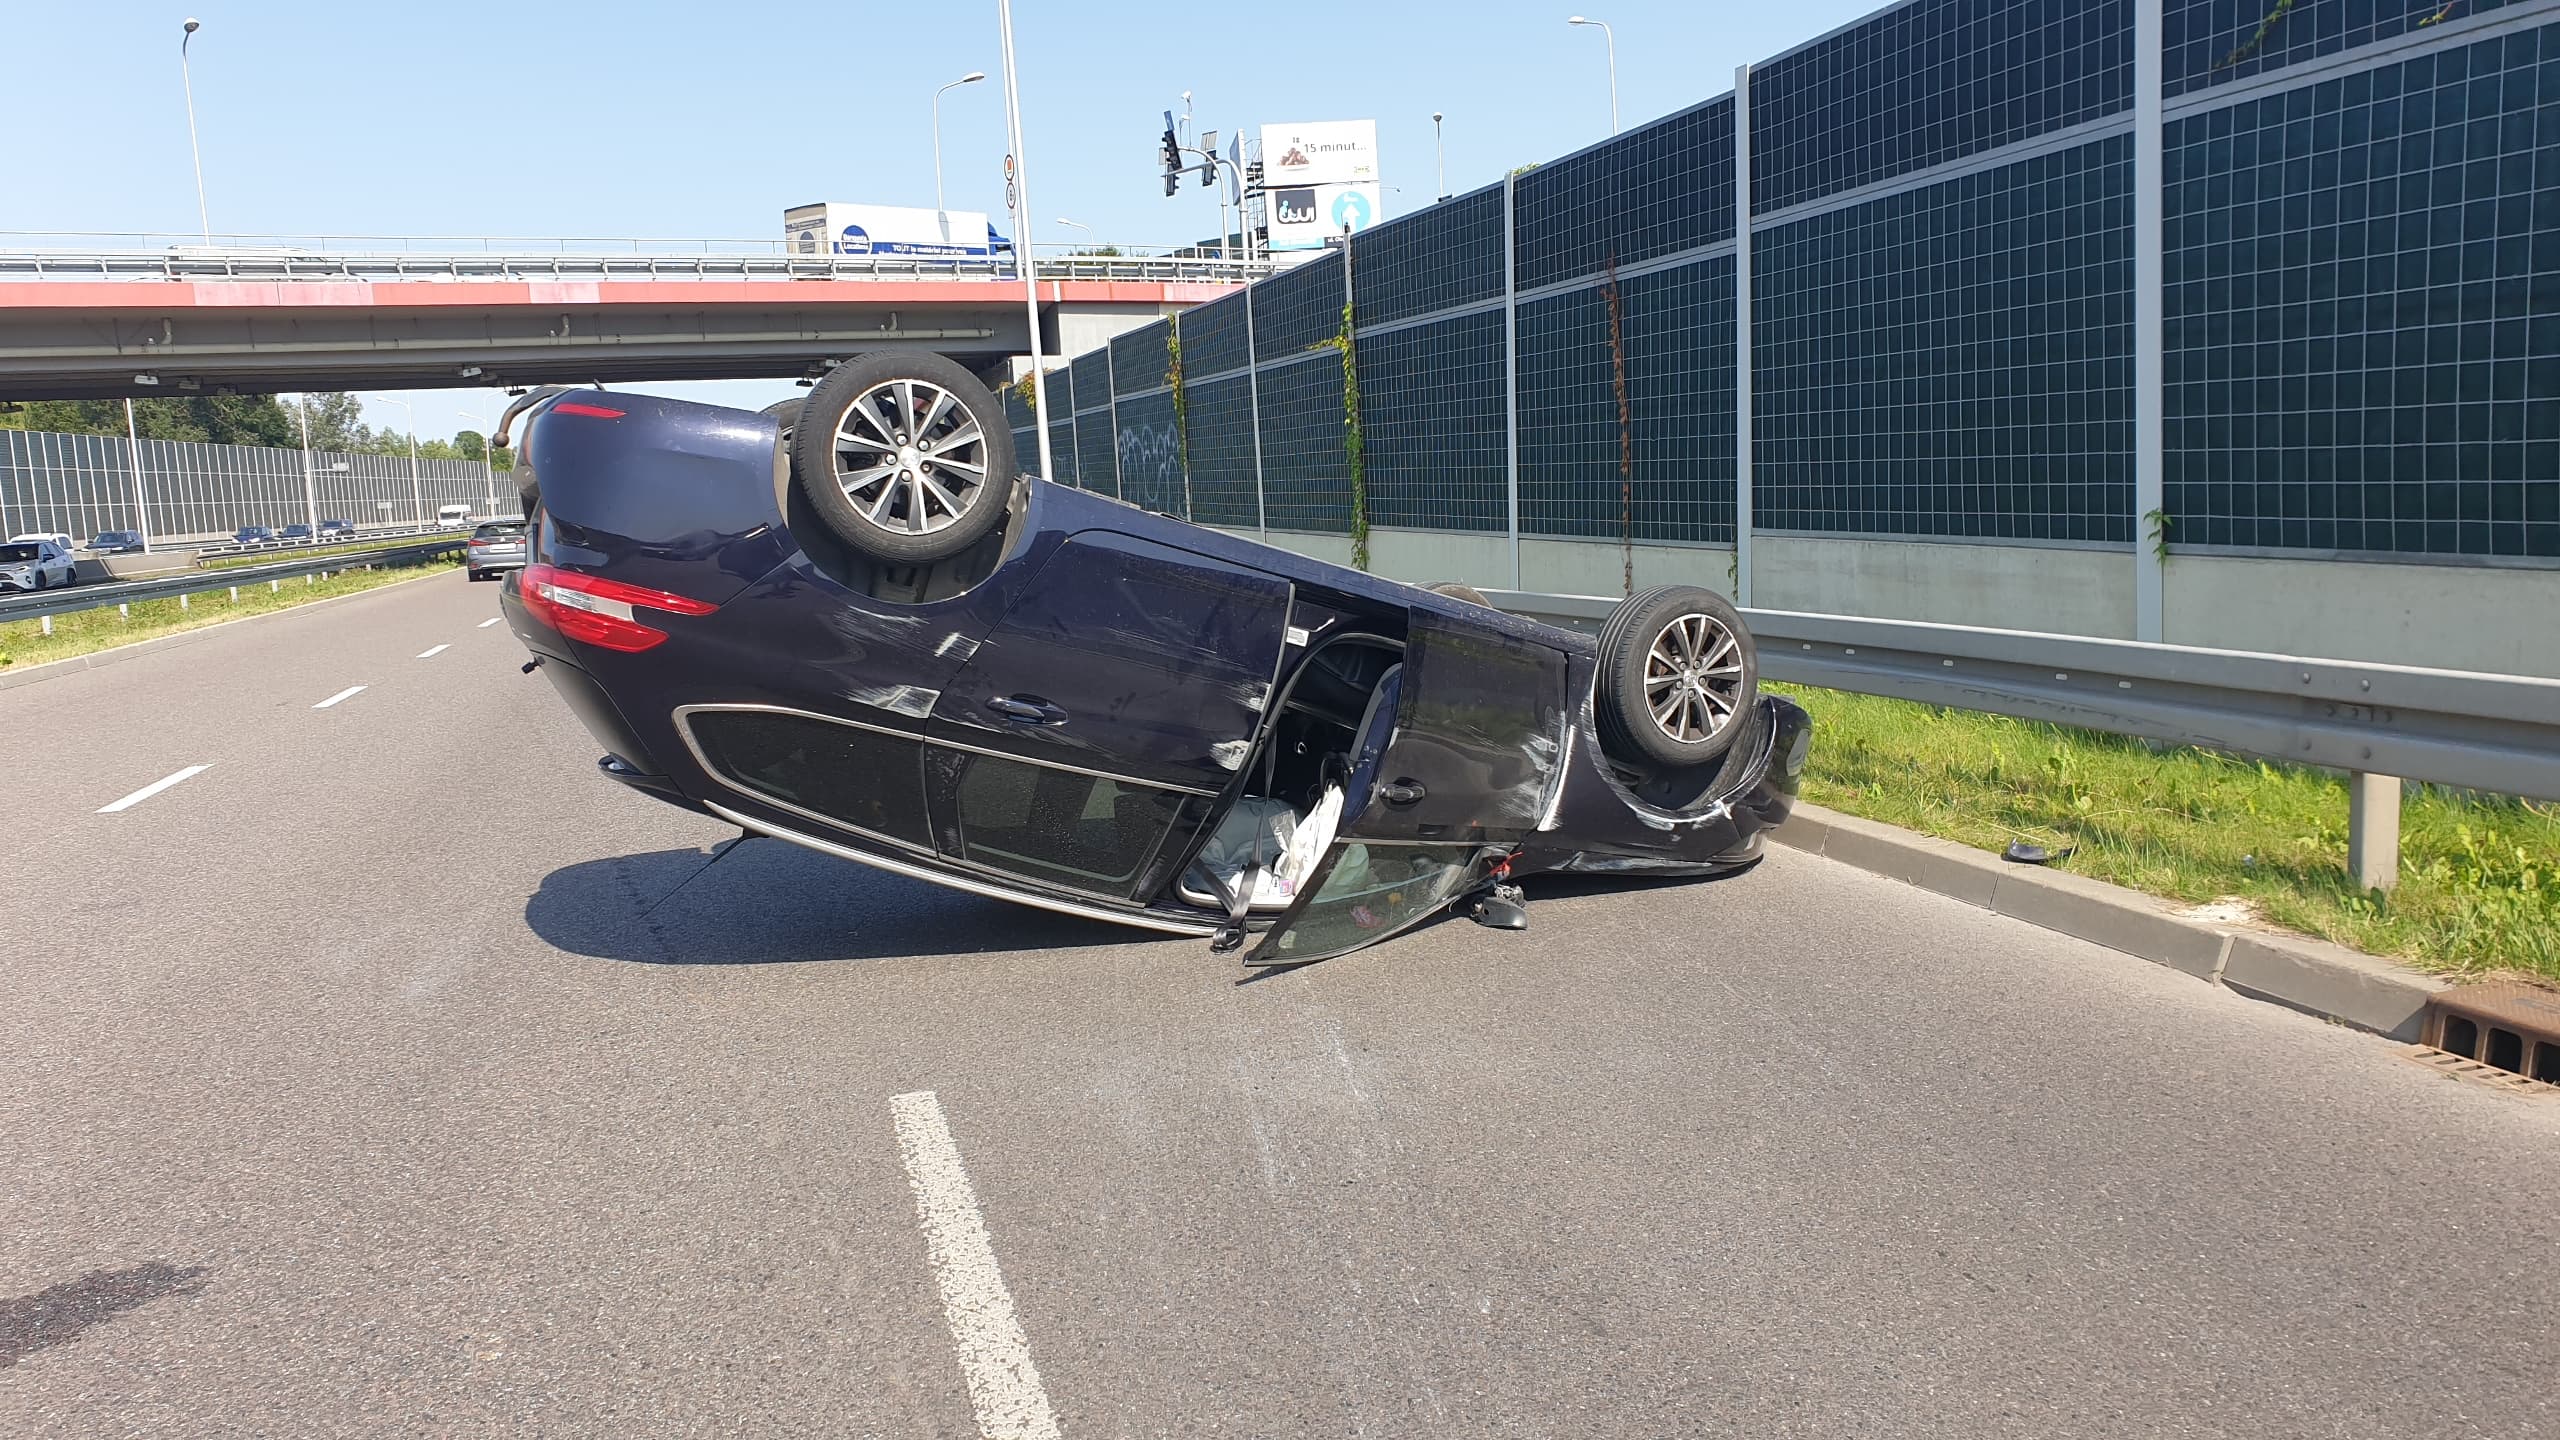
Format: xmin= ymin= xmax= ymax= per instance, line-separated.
xmin=0 ymin=232 xmax=1271 ymax=285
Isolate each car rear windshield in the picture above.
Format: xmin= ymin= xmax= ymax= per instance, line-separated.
xmin=472 ymin=523 xmax=527 ymax=539
xmin=0 ymin=544 xmax=38 ymax=561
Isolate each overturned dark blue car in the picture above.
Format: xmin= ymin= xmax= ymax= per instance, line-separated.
xmin=495 ymin=354 xmax=1810 ymax=964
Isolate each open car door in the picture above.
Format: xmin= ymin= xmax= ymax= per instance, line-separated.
xmin=1243 ymin=612 xmax=1571 ymax=965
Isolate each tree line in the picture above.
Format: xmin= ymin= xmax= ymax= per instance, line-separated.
xmin=0 ymin=393 xmax=512 ymax=469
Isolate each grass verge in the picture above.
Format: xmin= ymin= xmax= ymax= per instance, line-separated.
xmin=0 ymin=555 xmax=461 ymax=670
xmin=1772 ymin=681 xmax=2560 ymax=984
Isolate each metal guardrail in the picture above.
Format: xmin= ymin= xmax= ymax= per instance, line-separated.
xmin=0 ymin=539 xmax=462 ymax=625
xmin=0 ymin=247 xmax=1271 ymax=286
xmin=1488 ymin=589 xmax=2560 ymax=888
xmin=1487 ymin=591 xmax=2560 ymax=804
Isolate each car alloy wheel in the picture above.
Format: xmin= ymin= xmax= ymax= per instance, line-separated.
xmin=828 ymin=378 xmax=987 ymax=537
xmin=1642 ymin=611 xmax=1745 ymax=747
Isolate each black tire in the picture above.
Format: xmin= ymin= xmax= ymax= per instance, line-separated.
xmin=791 ymin=353 xmax=1017 ymax=566
xmin=30 ymin=570 xmax=44 ymax=592
xmin=1423 ymin=581 xmax=1491 ymax=607
xmin=759 ymin=395 xmax=805 ymax=440
xmin=1596 ymin=585 xmax=1759 ymax=769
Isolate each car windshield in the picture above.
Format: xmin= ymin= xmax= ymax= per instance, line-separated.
xmin=0 ymin=543 xmax=38 ymax=561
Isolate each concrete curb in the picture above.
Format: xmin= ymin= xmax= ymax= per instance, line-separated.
xmin=0 ymin=566 xmax=458 ymax=695
xmin=1772 ymin=802 xmax=2448 ymax=1041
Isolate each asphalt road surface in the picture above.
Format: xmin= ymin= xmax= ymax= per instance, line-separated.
xmin=3 ymin=572 xmax=2555 ymax=1438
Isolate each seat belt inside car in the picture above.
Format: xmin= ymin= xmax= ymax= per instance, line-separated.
xmin=1191 ymin=861 xmax=1259 ymax=954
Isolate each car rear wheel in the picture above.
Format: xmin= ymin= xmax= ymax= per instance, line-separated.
xmin=1596 ymin=585 xmax=1758 ymax=769
xmin=790 ymin=353 xmax=1017 ymax=566
xmin=759 ymin=395 xmax=805 ymax=441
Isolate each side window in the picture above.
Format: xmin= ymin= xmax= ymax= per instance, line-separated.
xmin=682 ymin=708 xmax=931 ymax=848
xmin=945 ymin=751 xmax=1187 ymax=899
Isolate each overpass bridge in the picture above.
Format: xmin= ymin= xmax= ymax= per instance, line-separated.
xmin=0 ymin=234 xmax=1263 ymax=399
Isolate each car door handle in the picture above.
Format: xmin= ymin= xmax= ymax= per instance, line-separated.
xmin=987 ymin=695 xmax=1068 ymax=725
xmin=1379 ymin=778 xmax=1426 ymax=806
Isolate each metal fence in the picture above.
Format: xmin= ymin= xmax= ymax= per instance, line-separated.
xmin=1008 ymin=0 xmax=2560 ymax=627
xmin=0 ymin=429 xmax=517 ymax=544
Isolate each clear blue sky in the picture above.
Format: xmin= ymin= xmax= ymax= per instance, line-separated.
xmin=5 ymin=0 xmax=1879 ymax=438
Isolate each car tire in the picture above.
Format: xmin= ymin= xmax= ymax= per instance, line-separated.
xmin=30 ymin=570 xmax=44 ymax=592
xmin=791 ymin=352 xmax=1018 ymax=566
xmin=759 ymin=395 xmax=806 ymax=441
xmin=1595 ymin=585 xmax=1759 ymax=769
xmin=1423 ymin=581 xmax=1492 ymax=607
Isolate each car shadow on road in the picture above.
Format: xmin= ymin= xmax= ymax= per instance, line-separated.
xmin=526 ymin=836 xmax=1144 ymax=966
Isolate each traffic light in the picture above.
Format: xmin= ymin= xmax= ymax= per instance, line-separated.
xmin=1158 ymin=110 xmax=1181 ymax=198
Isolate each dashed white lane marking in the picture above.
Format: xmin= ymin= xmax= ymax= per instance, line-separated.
xmin=478 ymin=617 xmax=501 ymax=628
xmin=313 ymin=685 xmax=366 ymax=709
xmin=416 ymin=644 xmax=449 ymax=659
xmin=99 ymin=764 xmax=212 ymax=814
xmin=889 ymin=1091 xmax=1060 ymax=1440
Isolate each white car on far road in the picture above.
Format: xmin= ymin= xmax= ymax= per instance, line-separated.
xmin=0 ymin=537 xmax=78 ymax=591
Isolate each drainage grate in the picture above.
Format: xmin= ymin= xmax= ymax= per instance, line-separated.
xmin=2423 ymin=981 xmax=2560 ymax=1088
xmin=2396 ymin=1044 xmax=2560 ymax=1098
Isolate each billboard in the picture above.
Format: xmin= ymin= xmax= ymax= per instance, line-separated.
xmin=1260 ymin=120 xmax=1379 ymax=187
xmin=1268 ymin=181 xmax=1382 ymax=252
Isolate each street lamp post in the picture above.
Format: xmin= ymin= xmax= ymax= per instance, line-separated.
xmin=375 ymin=396 xmax=422 ymax=527
xmin=1433 ymin=112 xmax=1446 ymax=201
xmin=1567 ymin=16 xmax=1619 ymax=136
xmin=124 ymin=399 xmax=153 ymax=551
xmin=180 ymin=19 xmax=211 ymax=243
xmin=932 ymin=72 xmax=987 ymax=219
xmin=996 ymin=0 xmax=1056 ymax=485
xmin=295 ymin=395 xmax=319 ymax=537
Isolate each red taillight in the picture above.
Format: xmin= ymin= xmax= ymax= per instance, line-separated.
xmin=551 ymin=401 xmax=626 ymax=419
xmin=518 ymin=562 xmax=715 ymax=653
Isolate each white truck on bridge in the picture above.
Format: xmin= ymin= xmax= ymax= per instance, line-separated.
xmin=783 ymin=203 xmax=1010 ymax=259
